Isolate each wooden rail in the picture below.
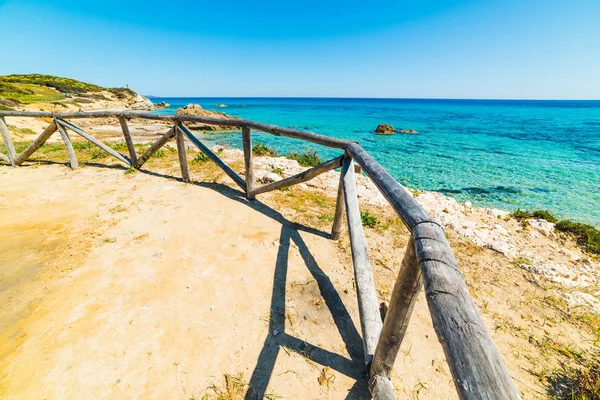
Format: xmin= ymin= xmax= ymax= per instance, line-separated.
xmin=0 ymin=110 xmax=520 ymax=400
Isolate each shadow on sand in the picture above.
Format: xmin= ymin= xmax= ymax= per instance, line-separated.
xmin=22 ymin=158 xmax=371 ymax=398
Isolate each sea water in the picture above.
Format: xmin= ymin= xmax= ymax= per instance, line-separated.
xmin=152 ymin=98 xmax=600 ymax=226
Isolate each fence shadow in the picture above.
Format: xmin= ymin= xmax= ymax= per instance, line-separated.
xmin=185 ymin=180 xmax=370 ymax=399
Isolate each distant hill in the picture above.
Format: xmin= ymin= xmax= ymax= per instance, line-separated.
xmin=0 ymin=74 xmax=137 ymax=110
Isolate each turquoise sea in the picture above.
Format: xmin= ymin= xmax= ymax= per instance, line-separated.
xmin=152 ymin=98 xmax=600 ymax=226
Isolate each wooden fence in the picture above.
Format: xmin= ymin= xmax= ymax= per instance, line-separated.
xmin=0 ymin=110 xmax=520 ymax=399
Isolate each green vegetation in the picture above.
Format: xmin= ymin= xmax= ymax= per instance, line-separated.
xmin=109 ymin=141 xmax=129 ymax=152
xmin=0 ymin=74 xmax=135 ymax=105
xmin=91 ymin=148 xmax=107 ymax=159
xmin=511 ymin=208 xmax=600 ymax=255
xmin=252 ymin=142 xmax=277 ymax=156
xmin=547 ymin=350 xmax=600 ymax=400
xmin=555 ymin=220 xmax=600 ymax=254
xmin=151 ymin=149 xmax=165 ymax=159
xmin=192 ymin=151 xmax=210 ymax=164
xmin=72 ymin=141 xmax=95 ymax=150
xmin=272 ymin=167 xmax=284 ymax=176
xmin=286 ymin=150 xmax=322 ymax=167
xmin=7 ymin=125 xmax=36 ymax=137
xmin=512 ymin=209 xmax=558 ymax=223
xmin=360 ymin=210 xmax=379 ymax=228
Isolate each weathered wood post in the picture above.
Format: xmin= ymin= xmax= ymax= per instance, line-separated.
xmin=412 ymin=221 xmax=520 ymax=399
xmin=331 ymin=171 xmax=345 ymax=239
xmin=0 ymin=116 xmax=17 ymax=166
xmin=14 ymin=120 xmax=57 ymax=166
xmin=370 ymin=236 xmax=421 ymax=380
xmin=118 ymin=117 xmax=138 ymax=167
xmin=178 ymin=123 xmax=247 ymax=191
xmin=175 ymin=124 xmax=191 ymax=183
xmin=57 ymin=119 xmax=131 ymax=166
xmin=242 ymin=126 xmax=255 ymax=200
xmin=249 ymin=156 xmax=342 ymax=196
xmin=135 ymin=126 xmax=175 ymax=169
xmin=55 ymin=118 xmax=78 ymax=169
xmin=341 ymin=153 xmax=383 ymax=365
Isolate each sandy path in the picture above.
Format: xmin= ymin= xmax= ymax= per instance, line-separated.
xmin=0 ymin=165 xmax=371 ymax=399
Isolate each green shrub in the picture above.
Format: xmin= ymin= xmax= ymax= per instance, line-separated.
xmin=555 ymin=220 xmax=600 ymax=255
xmin=109 ymin=141 xmax=129 ymax=151
xmin=532 ymin=210 xmax=558 ymax=223
xmin=252 ymin=142 xmax=277 ymax=156
xmin=191 ymin=151 xmax=209 ymax=164
xmin=152 ymin=149 xmax=165 ymax=159
xmin=512 ymin=209 xmax=558 ymax=223
xmin=91 ymin=148 xmax=106 ymax=159
xmin=72 ymin=141 xmax=94 ymax=150
xmin=287 ymin=150 xmax=322 ymax=167
xmin=360 ymin=210 xmax=379 ymax=228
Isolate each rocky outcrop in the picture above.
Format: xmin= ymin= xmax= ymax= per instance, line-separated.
xmin=129 ymin=94 xmax=155 ymax=110
xmin=374 ymin=124 xmax=418 ymax=135
xmin=176 ymin=104 xmax=241 ymax=131
xmin=155 ymin=101 xmax=170 ymax=108
xmin=374 ymin=123 xmax=395 ymax=134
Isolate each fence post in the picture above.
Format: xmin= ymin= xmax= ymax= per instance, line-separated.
xmin=370 ymin=236 xmax=421 ymax=380
xmin=55 ymin=118 xmax=78 ymax=169
xmin=242 ymin=126 xmax=255 ymax=200
xmin=118 ymin=117 xmax=138 ymax=167
xmin=175 ymin=124 xmax=191 ymax=183
xmin=341 ymin=153 xmax=383 ymax=363
xmin=0 ymin=116 xmax=17 ymax=166
xmin=331 ymin=171 xmax=345 ymax=239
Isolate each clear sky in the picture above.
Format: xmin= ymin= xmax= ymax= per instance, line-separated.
xmin=0 ymin=0 xmax=599 ymax=99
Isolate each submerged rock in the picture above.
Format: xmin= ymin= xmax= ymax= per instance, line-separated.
xmin=399 ymin=129 xmax=418 ymax=134
xmin=374 ymin=123 xmax=395 ymax=134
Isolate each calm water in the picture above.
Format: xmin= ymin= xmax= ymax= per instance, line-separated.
xmin=152 ymin=98 xmax=600 ymax=226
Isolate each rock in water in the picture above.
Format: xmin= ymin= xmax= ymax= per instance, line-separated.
xmin=374 ymin=123 xmax=395 ymax=134
xmin=399 ymin=129 xmax=418 ymax=134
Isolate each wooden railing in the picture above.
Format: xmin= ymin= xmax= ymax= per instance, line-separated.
xmin=0 ymin=110 xmax=520 ymax=399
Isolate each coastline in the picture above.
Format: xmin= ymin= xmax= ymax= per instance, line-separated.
xmin=148 ymin=97 xmax=600 ymax=227
xmin=2 ymin=116 xmax=600 ymax=398
xmin=4 ymin=110 xmax=599 ymax=314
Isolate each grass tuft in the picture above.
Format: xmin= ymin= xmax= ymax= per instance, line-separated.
xmin=512 ymin=209 xmax=558 ymax=223
xmin=546 ymin=351 xmax=600 ymax=400
xmin=191 ymin=151 xmax=210 ymax=164
xmin=360 ymin=210 xmax=379 ymax=228
xmin=286 ymin=150 xmax=322 ymax=167
xmin=252 ymin=142 xmax=277 ymax=156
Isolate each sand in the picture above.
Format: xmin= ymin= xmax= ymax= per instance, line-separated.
xmin=1 ymin=111 xmax=599 ymax=399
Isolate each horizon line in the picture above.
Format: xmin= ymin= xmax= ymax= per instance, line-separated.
xmin=145 ymin=95 xmax=600 ymax=102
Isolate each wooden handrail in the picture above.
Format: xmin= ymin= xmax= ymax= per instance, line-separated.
xmin=0 ymin=111 xmax=519 ymax=400
xmin=0 ymin=110 xmax=352 ymax=149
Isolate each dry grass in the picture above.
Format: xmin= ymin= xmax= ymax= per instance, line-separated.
xmin=203 ymin=374 xmax=248 ymax=400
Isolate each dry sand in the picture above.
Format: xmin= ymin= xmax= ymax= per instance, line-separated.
xmin=1 ymin=113 xmax=599 ymax=399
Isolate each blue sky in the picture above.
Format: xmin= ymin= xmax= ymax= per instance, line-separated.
xmin=0 ymin=0 xmax=598 ymax=99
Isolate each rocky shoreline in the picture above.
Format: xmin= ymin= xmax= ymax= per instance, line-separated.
xmin=211 ymin=146 xmax=600 ymax=314
xmin=6 ymin=97 xmax=599 ymax=315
